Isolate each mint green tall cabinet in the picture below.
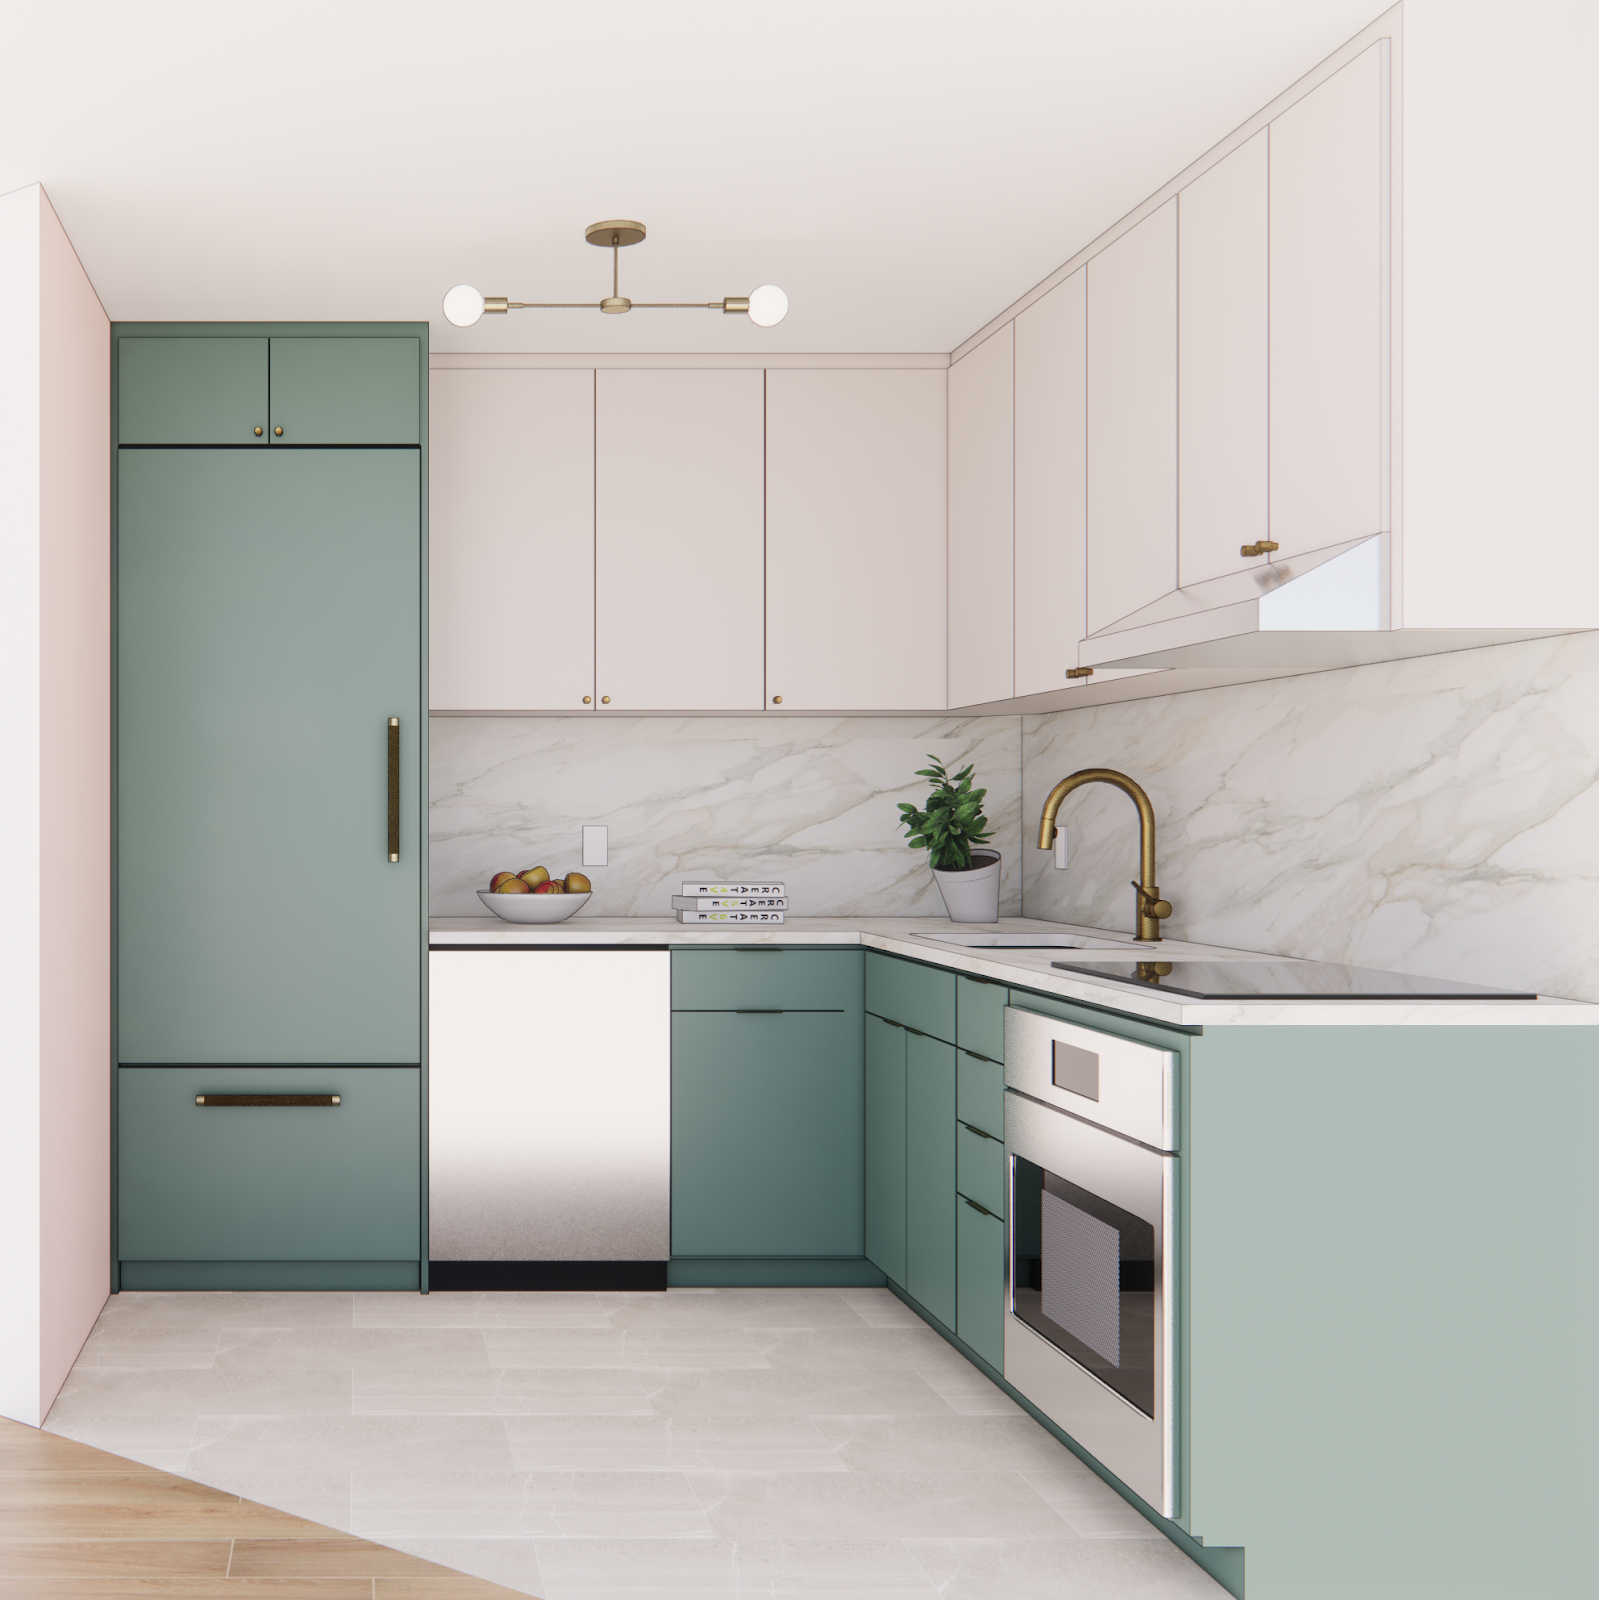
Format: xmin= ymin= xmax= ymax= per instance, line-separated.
xmin=114 ymin=325 xmax=427 ymax=1292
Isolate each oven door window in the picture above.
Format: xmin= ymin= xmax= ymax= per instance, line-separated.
xmin=1011 ymin=1155 xmax=1156 ymax=1417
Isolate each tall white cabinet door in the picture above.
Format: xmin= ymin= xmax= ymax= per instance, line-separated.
xmin=1086 ymin=198 xmax=1178 ymax=636
xmin=765 ymin=369 xmax=946 ymax=711
xmin=1269 ymin=42 xmax=1389 ymax=557
xmin=429 ymin=368 xmax=595 ymax=711
xmin=947 ymin=327 xmax=1014 ymax=708
xmin=1178 ymin=130 xmax=1269 ymax=588
xmin=595 ymin=369 xmax=765 ymax=711
xmin=1014 ymin=271 xmax=1086 ymax=697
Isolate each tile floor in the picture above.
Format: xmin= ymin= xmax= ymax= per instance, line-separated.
xmin=45 ymin=1287 xmax=1229 ymax=1600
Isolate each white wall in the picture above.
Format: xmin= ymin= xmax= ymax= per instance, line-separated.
xmin=0 ymin=183 xmax=111 ymax=1427
xmin=1021 ymin=632 xmax=1599 ymax=1002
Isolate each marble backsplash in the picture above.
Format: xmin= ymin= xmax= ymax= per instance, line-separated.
xmin=1021 ymin=632 xmax=1599 ymax=1003
xmin=431 ymin=715 xmax=1023 ymax=919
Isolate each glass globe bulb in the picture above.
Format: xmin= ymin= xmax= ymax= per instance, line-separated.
xmin=747 ymin=284 xmax=789 ymax=328
xmin=442 ymin=284 xmax=485 ymax=328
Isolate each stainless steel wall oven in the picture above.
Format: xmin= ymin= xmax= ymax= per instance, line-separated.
xmin=1003 ymin=1006 xmax=1179 ymax=1515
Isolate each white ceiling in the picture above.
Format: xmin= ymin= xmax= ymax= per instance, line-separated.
xmin=3 ymin=0 xmax=1390 ymax=354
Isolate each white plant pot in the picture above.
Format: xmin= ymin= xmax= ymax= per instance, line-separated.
xmin=931 ymin=850 xmax=1001 ymax=923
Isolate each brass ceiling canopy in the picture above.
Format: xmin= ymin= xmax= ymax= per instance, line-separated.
xmin=584 ymin=220 xmax=647 ymax=248
xmin=442 ymin=219 xmax=788 ymax=328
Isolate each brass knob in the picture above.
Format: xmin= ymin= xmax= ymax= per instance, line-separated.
xmin=772 ymin=695 xmax=783 ymax=704
xmin=254 ymin=426 xmax=263 ymax=436
xmin=601 ymin=695 xmax=611 ymax=705
xmin=274 ymin=426 xmax=283 ymax=437
xmin=582 ymin=695 xmax=592 ymax=705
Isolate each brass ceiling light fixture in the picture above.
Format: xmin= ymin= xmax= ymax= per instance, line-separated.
xmin=443 ymin=219 xmax=789 ymax=328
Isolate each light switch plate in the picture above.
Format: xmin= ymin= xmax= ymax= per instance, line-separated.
xmin=582 ymin=825 xmax=609 ymax=868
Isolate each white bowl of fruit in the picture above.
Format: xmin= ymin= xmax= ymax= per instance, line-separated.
xmin=478 ymin=867 xmax=592 ymax=923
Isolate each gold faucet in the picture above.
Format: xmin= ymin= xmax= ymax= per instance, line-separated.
xmin=1036 ymin=768 xmax=1173 ymax=942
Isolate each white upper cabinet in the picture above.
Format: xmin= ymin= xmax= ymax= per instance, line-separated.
xmin=1014 ymin=271 xmax=1086 ymax=697
xmin=947 ymin=329 xmax=1014 ymax=707
xmin=1268 ymin=42 xmax=1389 ymax=561
xmin=1178 ymin=129 xmax=1269 ymax=589
xmin=429 ymin=368 xmax=595 ymax=711
xmin=766 ymin=369 xmax=946 ymax=711
xmin=594 ymin=369 xmax=765 ymax=711
xmin=1086 ymin=198 xmax=1178 ymax=637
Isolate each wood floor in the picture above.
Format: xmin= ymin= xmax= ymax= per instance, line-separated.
xmin=0 ymin=1416 xmax=532 ymax=1598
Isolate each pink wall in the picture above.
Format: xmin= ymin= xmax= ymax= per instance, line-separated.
xmin=36 ymin=189 xmax=112 ymax=1420
xmin=0 ymin=184 xmax=110 ymax=1426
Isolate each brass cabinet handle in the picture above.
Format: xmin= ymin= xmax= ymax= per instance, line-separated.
xmin=958 ymin=1119 xmax=1001 ymax=1142
xmin=274 ymin=425 xmax=284 ymax=436
xmin=1065 ymin=667 xmax=1093 ymax=679
xmin=1241 ymin=540 xmax=1279 ymax=557
xmin=734 ymin=1009 xmax=783 ymax=1014
xmin=387 ymin=718 xmax=400 ymax=861
xmin=772 ymin=695 xmax=783 ymax=704
xmin=254 ymin=426 xmax=263 ymax=436
xmin=962 ymin=1195 xmax=998 ymax=1219
xmin=196 ymin=1094 xmax=340 ymax=1107
xmin=601 ymin=695 xmax=611 ymax=704
xmin=583 ymin=695 xmax=592 ymax=704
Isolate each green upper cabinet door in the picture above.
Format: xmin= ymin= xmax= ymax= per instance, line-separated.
xmin=269 ymin=337 xmax=420 ymax=444
xmin=118 ymin=449 xmax=422 ymax=1063
xmin=119 ymin=337 xmax=269 ymax=444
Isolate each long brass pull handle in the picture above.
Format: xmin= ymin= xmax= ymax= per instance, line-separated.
xmin=387 ymin=718 xmax=400 ymax=862
xmin=196 ymin=1094 xmax=340 ymax=1107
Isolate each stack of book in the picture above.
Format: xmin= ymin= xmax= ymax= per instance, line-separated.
xmin=671 ymin=881 xmax=787 ymax=924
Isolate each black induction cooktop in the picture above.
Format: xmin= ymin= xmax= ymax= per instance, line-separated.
xmin=1048 ymin=958 xmax=1538 ymax=1000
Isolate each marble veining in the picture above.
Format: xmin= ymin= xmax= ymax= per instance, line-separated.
xmin=1022 ymin=632 xmax=1599 ymax=1002
xmin=431 ymin=716 xmax=1023 ymax=919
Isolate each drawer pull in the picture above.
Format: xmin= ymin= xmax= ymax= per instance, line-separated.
xmin=196 ymin=1094 xmax=341 ymax=1107
xmin=734 ymin=1009 xmax=783 ymax=1015
xmin=734 ymin=948 xmax=783 ymax=953
xmin=387 ymin=718 xmax=400 ymax=861
xmin=963 ymin=1196 xmax=998 ymax=1219
xmin=960 ymin=1047 xmax=998 ymax=1064
xmin=959 ymin=1119 xmax=1001 ymax=1142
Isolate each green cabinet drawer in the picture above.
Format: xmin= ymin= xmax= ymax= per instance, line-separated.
xmin=956 ymin=1195 xmax=1005 ymax=1372
xmin=119 ymin=337 xmax=268 ymax=444
xmin=268 ymin=337 xmax=421 ymax=444
xmin=865 ymin=1014 xmax=907 ymax=1284
xmin=866 ymin=951 xmax=956 ymax=1042
xmin=956 ymin=1049 xmax=1005 ymax=1140
xmin=117 ymin=1066 xmax=420 ymax=1261
xmin=956 ymin=1120 xmax=1006 ymax=1218
xmin=956 ymin=975 xmax=1008 ymax=1062
xmin=671 ymin=1012 xmax=863 ymax=1256
xmin=905 ymin=1030 xmax=956 ymax=1327
xmin=671 ymin=947 xmax=862 ymax=1012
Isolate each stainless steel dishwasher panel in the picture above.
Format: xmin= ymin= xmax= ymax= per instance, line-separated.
xmin=428 ymin=948 xmax=671 ymax=1260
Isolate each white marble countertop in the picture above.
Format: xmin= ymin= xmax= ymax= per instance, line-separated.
xmin=428 ymin=915 xmax=1595 ymax=1028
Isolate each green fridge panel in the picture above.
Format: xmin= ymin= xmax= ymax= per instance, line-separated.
xmin=118 ymin=449 xmax=422 ymax=1063
xmin=118 ymin=337 xmax=268 ymax=444
xmin=671 ymin=1011 xmax=864 ymax=1257
xmin=864 ymin=1014 xmax=907 ymax=1285
xmin=118 ymin=1065 xmax=420 ymax=1261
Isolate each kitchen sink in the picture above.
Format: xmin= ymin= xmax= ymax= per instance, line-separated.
xmin=918 ymin=931 xmax=1135 ymax=949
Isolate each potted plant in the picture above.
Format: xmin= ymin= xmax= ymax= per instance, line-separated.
xmin=897 ymin=755 xmax=1001 ymax=923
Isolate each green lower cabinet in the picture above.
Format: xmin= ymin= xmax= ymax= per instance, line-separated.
xmin=956 ymin=1195 xmax=1006 ymax=1371
xmin=905 ymin=1030 xmax=956 ymax=1327
xmin=955 ymin=1048 xmax=1005 ymax=1139
xmin=117 ymin=1066 xmax=420 ymax=1266
xmin=671 ymin=1012 xmax=863 ymax=1256
xmin=864 ymin=1015 xmax=908 ymax=1283
xmin=955 ymin=975 xmax=1008 ymax=1063
xmin=956 ymin=1120 xmax=1006 ymax=1217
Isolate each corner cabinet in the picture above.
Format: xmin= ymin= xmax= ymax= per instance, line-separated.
xmin=114 ymin=324 xmax=427 ymax=1292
